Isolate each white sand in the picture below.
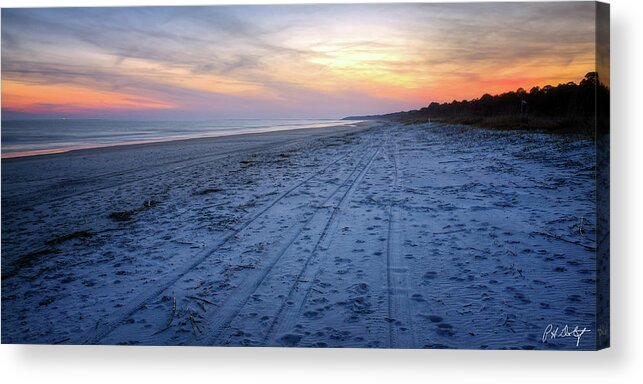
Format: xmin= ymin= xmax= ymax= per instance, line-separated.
xmin=1 ymin=122 xmax=597 ymax=349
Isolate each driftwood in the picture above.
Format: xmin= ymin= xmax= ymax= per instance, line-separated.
xmin=185 ymin=295 xmax=215 ymax=306
xmin=533 ymin=231 xmax=596 ymax=252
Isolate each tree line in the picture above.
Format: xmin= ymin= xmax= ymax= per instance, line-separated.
xmin=346 ymin=72 xmax=609 ymax=136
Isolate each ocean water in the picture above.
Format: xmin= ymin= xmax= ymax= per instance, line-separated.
xmin=0 ymin=119 xmax=358 ymax=158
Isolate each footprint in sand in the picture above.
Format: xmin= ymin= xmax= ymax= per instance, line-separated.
xmin=422 ymin=271 xmax=438 ymax=280
xmin=436 ymin=323 xmax=455 ymax=337
xmin=419 ymin=313 xmax=443 ymax=323
xmin=279 ymin=333 xmax=302 ymax=347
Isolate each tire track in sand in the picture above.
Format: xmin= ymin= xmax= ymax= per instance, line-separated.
xmin=196 ymin=145 xmax=382 ymax=346
xmin=259 ymin=148 xmax=383 ymax=345
xmin=75 ymin=143 xmax=361 ymax=344
xmin=386 ymin=138 xmax=417 ymax=348
xmin=260 ymin=139 xmax=390 ymax=345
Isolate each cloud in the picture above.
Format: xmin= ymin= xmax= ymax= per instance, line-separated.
xmin=1 ymin=3 xmax=598 ymax=118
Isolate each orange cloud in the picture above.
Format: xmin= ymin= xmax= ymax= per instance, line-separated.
xmin=2 ymin=80 xmax=174 ymax=115
xmin=1 ymin=3 xmax=599 ymax=118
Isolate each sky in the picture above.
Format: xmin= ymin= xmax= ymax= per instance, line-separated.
xmin=1 ymin=3 xmax=598 ymax=120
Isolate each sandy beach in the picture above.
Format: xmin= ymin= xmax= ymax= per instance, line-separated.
xmin=1 ymin=122 xmax=597 ymax=349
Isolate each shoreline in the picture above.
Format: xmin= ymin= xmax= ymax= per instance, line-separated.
xmin=1 ymin=120 xmax=368 ymax=160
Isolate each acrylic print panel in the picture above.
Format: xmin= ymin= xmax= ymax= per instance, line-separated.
xmin=0 ymin=2 xmax=609 ymax=350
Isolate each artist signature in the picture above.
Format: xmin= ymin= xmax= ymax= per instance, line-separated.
xmin=542 ymin=324 xmax=591 ymax=347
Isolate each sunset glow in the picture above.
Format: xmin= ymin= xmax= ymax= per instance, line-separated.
xmin=1 ymin=3 xmax=598 ymax=119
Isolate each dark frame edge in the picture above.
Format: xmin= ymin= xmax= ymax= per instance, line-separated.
xmin=595 ymin=0 xmax=610 ymax=351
